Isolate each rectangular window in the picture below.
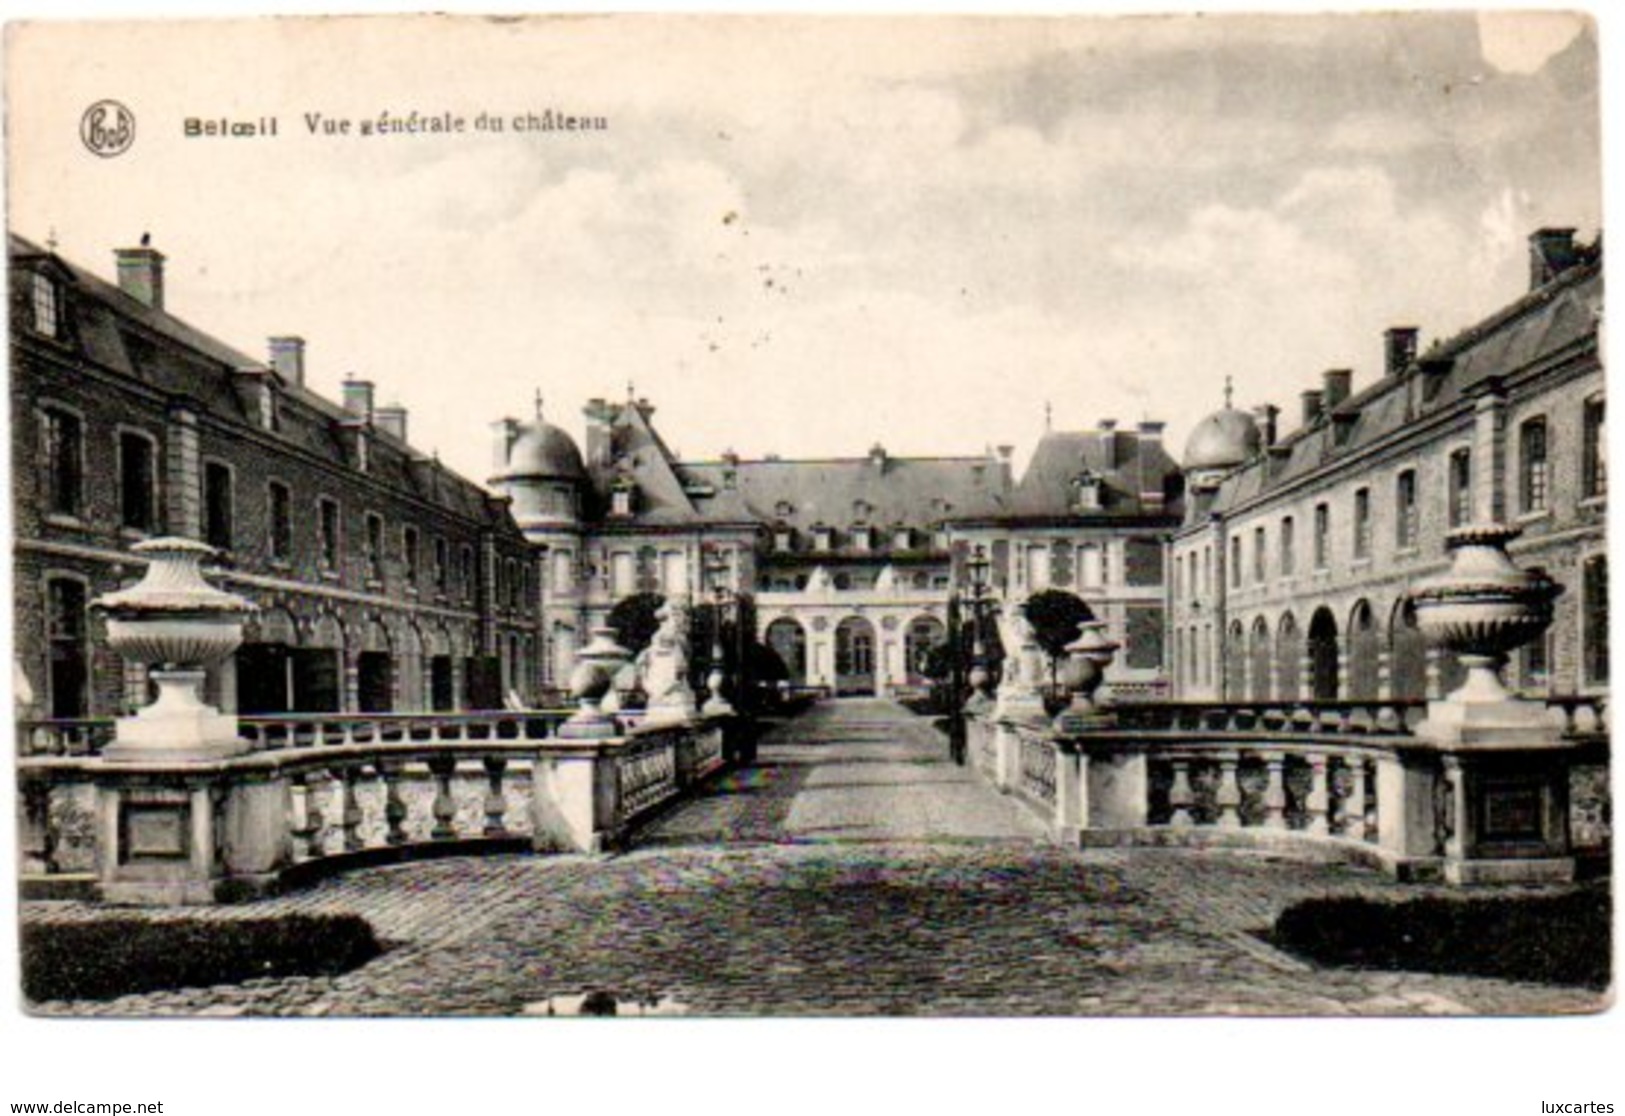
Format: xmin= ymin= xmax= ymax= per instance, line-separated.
xmin=1252 ymin=526 xmax=1266 ymax=584
xmin=461 ymin=545 xmax=475 ymax=602
xmin=434 ymin=537 xmax=448 ymax=593
xmin=1583 ymin=555 xmax=1608 ymax=686
xmin=118 ymin=432 xmax=155 ymax=533
xmin=204 ymin=462 xmax=233 ymax=551
xmin=403 ymin=526 xmax=420 ymax=587
xmin=42 ymin=407 xmax=83 ymax=517
xmin=1313 ymin=503 xmax=1330 ymax=569
xmin=1230 ymin=536 xmax=1242 ymax=588
xmin=1353 ymin=487 xmax=1371 ymax=559
xmin=1583 ymin=396 xmax=1606 ymax=499
xmin=268 ymin=482 xmax=292 ymax=562
xmin=552 ymin=549 xmax=572 ymax=595
xmin=1448 ymin=447 xmax=1473 ymax=527
xmin=610 ymin=551 xmax=635 ymax=596
xmin=1280 ymin=516 xmax=1295 ymax=576
xmin=31 ymin=273 xmax=60 ymax=338
xmin=1396 ymin=470 xmax=1418 ymax=549
xmin=365 ymin=514 xmax=384 ymax=584
xmin=1123 ymin=537 xmax=1163 ymax=587
xmin=318 ymin=498 xmax=340 ymax=571
xmin=1078 ymin=545 xmax=1103 ymax=589
xmin=1125 ymin=605 xmax=1165 ymax=670
xmin=1025 ymin=545 xmax=1048 ymax=589
xmin=1519 ymin=418 xmax=1549 ymax=513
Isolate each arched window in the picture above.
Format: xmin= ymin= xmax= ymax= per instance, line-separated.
xmin=1308 ymin=607 xmax=1340 ymax=700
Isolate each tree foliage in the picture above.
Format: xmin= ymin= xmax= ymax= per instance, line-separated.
xmin=606 ymin=592 xmax=665 ymax=657
xmin=1022 ymin=590 xmax=1095 ymax=666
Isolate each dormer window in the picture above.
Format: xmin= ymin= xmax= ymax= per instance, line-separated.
xmin=812 ymin=523 xmax=833 ymax=552
xmin=610 ymin=476 xmax=636 ymax=517
xmin=893 ymin=526 xmax=912 ymax=550
xmin=773 ymin=523 xmax=794 ymax=553
xmin=30 ymin=272 xmax=60 ymax=339
xmin=852 ymin=524 xmax=872 ymax=552
xmin=1071 ymin=470 xmax=1104 ymax=511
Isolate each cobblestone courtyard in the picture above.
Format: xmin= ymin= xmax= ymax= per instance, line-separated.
xmin=23 ymin=701 xmax=1609 ymax=1017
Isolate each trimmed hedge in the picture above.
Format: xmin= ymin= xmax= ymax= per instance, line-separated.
xmin=1271 ymin=886 xmax=1610 ymax=989
xmin=23 ymin=913 xmax=383 ymax=1003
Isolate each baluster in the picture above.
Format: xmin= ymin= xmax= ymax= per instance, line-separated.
xmin=1168 ymin=759 xmax=1194 ymax=827
xmin=340 ymin=720 xmax=357 ymax=747
xmin=339 ymin=765 xmax=364 ymax=852
xmin=294 ymin=771 xmax=327 ymax=860
xmin=1262 ymin=755 xmax=1288 ymax=830
xmin=20 ymin=778 xmax=55 ymax=875
xmin=429 ymin=754 xmax=458 ymax=839
xmin=379 ymin=760 xmax=409 ymax=845
xmin=1305 ymin=753 xmax=1330 ymax=835
xmin=482 ymin=756 xmax=509 ymax=836
xmin=312 ymin=720 xmax=328 ymax=749
xmin=1339 ymin=756 xmax=1367 ymax=840
xmin=1215 ymin=752 xmax=1243 ymax=828
xmin=1362 ymin=760 xmax=1378 ymax=842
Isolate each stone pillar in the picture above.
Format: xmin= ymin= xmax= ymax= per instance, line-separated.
xmin=1053 ymin=744 xmax=1085 ymax=845
xmin=530 ymin=745 xmax=616 ymax=853
xmin=164 ymin=406 xmax=202 ymax=540
xmin=1471 ymin=384 xmax=1508 ymax=525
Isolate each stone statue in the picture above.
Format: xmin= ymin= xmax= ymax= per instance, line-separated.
xmin=643 ymin=594 xmax=698 ymax=724
xmin=993 ymin=592 xmax=1046 ymax=723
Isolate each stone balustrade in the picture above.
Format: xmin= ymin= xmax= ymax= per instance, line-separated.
xmin=18 ymin=712 xmax=740 ymax=904
xmin=970 ymin=698 xmax=1610 ymax=885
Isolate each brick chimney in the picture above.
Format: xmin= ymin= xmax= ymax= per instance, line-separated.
xmin=1529 ymin=228 xmax=1578 ymax=290
xmin=268 ymin=336 xmax=306 ymax=387
xmin=342 ymin=376 xmax=375 ymax=421
xmin=1252 ymin=404 xmax=1279 ymax=448
xmin=375 ymin=402 xmax=408 ymax=442
xmin=1136 ymin=419 xmax=1165 ymax=448
xmin=1322 ymin=369 xmax=1353 ymax=411
xmin=869 ymin=442 xmax=888 ymax=471
xmin=1300 ymin=389 xmax=1325 ymax=426
xmin=114 ymin=244 xmax=165 ymax=310
xmin=583 ymin=397 xmax=617 ymax=472
xmin=491 ymin=417 xmax=519 ymax=471
xmin=1384 ymin=327 xmax=1419 ymax=378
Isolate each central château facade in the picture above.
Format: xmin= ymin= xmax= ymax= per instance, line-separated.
xmin=488 ymin=397 xmax=1183 ymax=698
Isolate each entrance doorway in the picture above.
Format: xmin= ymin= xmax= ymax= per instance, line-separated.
xmin=356 ymin=651 xmax=394 ymax=713
xmin=834 ymin=616 xmax=877 ymax=696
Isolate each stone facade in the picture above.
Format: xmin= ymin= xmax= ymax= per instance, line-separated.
xmin=10 ymin=234 xmax=542 ymax=722
xmin=1170 ymin=229 xmax=1605 ymax=703
xmin=491 ymin=400 xmax=1183 ymax=698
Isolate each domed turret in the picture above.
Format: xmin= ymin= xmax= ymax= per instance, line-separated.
xmin=490 ymin=396 xmax=586 ymax=536
xmin=1182 ymin=378 xmax=1261 ymax=494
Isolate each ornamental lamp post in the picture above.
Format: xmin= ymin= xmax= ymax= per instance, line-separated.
xmin=965 ymin=544 xmax=994 ymax=701
xmin=702 ymin=547 xmax=736 ymax=715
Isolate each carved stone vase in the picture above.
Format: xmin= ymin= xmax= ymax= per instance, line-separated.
xmin=91 ymin=537 xmax=257 ymax=763
xmin=1054 ymin=620 xmax=1120 ymax=734
xmin=560 ymin=624 xmax=630 ymax=738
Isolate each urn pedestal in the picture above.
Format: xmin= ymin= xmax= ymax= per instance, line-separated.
xmin=91 ymin=538 xmax=256 ymax=764
xmin=1407 ymin=522 xmax=1574 ymax=884
xmin=1054 ymin=621 xmax=1120 ymax=735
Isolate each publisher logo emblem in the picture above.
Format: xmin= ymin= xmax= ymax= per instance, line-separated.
xmin=81 ymin=100 xmax=136 ymax=158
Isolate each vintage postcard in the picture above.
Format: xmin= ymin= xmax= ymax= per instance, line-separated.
xmin=4 ymin=6 xmax=1611 ymax=1067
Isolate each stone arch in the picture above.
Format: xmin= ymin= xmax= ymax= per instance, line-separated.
xmin=247 ymin=605 xmax=300 ymax=647
xmin=1388 ymin=598 xmax=1427 ymax=701
xmin=1346 ymin=599 xmax=1381 ymax=700
xmin=399 ymin=620 xmax=426 ymax=710
xmin=309 ymin=610 xmax=345 ymax=651
xmin=1275 ymin=612 xmax=1302 ymax=701
xmin=1308 ymin=606 xmax=1340 ymax=700
xmin=765 ymin=617 xmax=807 ymax=684
xmin=834 ymin=615 xmax=877 ymax=696
xmin=904 ymin=614 xmax=948 ymax=684
xmin=1224 ymin=619 xmax=1247 ymax=699
xmin=1248 ymin=615 xmax=1272 ymax=701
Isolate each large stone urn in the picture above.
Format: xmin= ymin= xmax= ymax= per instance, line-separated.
xmin=1410 ymin=522 xmax=1562 ymax=744
xmin=559 ymin=624 xmax=630 ymax=738
xmin=1054 ymin=620 xmax=1120 ymax=734
xmin=91 ymin=537 xmax=256 ymax=763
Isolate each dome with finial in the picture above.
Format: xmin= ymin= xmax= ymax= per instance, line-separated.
xmin=1182 ymin=377 xmax=1260 ymax=472
xmin=492 ymin=393 xmax=586 ymax=483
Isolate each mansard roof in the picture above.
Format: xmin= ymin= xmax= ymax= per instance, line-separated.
xmin=1006 ymin=427 xmax=1183 ymax=522
xmin=9 ymin=233 xmax=518 ymax=532
xmin=1203 ymin=242 xmax=1602 ymax=520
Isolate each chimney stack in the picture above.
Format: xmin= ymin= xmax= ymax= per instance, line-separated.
xmin=1300 ymin=389 xmax=1325 ymax=426
xmin=268 ymin=336 xmax=306 ymax=387
xmin=869 ymin=442 xmax=888 ymax=471
xmin=490 ymin=417 xmax=519 ymax=471
xmin=1136 ymin=419 xmax=1165 ymax=448
xmin=375 ymin=402 xmax=408 ymax=442
xmin=342 ymin=376 xmax=375 ymax=422
xmin=1252 ymin=404 xmax=1279 ymax=448
xmin=1322 ymin=369 xmax=1353 ymax=411
xmin=1384 ymin=327 xmax=1419 ymax=377
xmin=583 ymin=397 xmax=616 ymax=471
xmin=114 ymin=244 xmax=165 ymax=310
xmin=1529 ymin=227 xmax=1578 ymax=290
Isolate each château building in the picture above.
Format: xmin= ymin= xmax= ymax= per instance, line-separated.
xmin=1170 ymin=228 xmax=1605 ymax=704
xmin=9 ymin=234 xmax=543 ymax=724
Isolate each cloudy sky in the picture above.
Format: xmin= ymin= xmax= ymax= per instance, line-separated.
xmin=6 ymin=13 xmax=1599 ymax=484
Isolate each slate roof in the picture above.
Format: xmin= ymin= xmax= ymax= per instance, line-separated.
xmin=1204 ymin=247 xmax=1602 ymax=518
xmin=1007 ymin=429 xmax=1183 ymax=521
xmin=10 ymin=233 xmax=512 ymax=529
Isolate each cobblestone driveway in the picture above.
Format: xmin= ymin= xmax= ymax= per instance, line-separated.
xmin=23 ymin=700 xmax=1607 ymax=1017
